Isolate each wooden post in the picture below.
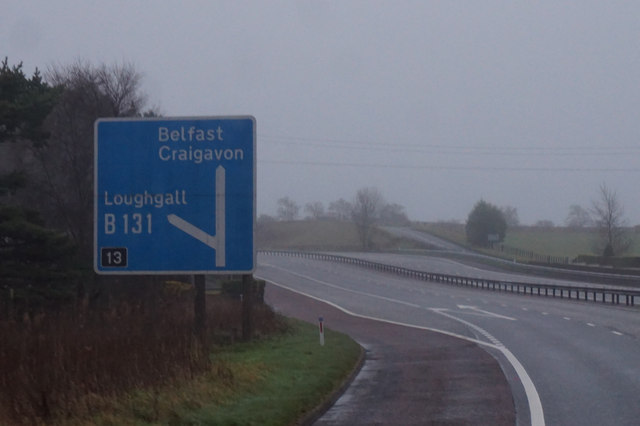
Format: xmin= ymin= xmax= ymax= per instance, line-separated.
xmin=194 ymin=275 xmax=207 ymax=346
xmin=241 ymin=274 xmax=253 ymax=341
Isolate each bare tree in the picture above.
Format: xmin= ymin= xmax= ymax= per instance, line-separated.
xmin=565 ymin=204 xmax=592 ymax=228
xmin=379 ymin=203 xmax=409 ymax=226
xmin=352 ymin=187 xmax=384 ymax=249
xmin=500 ymin=206 xmax=520 ymax=227
xmin=328 ymin=198 xmax=352 ymax=221
xmin=591 ymin=183 xmax=630 ymax=256
xmin=533 ymin=219 xmax=554 ymax=228
xmin=95 ymin=62 xmax=147 ymax=116
xmin=277 ymin=196 xmax=299 ymax=221
xmin=304 ymin=201 xmax=325 ymax=219
xmin=22 ymin=61 xmax=152 ymax=259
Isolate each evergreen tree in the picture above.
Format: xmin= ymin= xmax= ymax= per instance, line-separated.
xmin=465 ymin=200 xmax=507 ymax=247
xmin=1 ymin=58 xmax=60 ymax=196
xmin=0 ymin=57 xmax=60 ymax=146
xmin=0 ymin=205 xmax=77 ymax=312
xmin=0 ymin=58 xmax=76 ymax=314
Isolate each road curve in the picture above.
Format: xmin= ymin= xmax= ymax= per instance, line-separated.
xmin=257 ymin=252 xmax=640 ymax=426
xmin=263 ymin=280 xmax=515 ymax=425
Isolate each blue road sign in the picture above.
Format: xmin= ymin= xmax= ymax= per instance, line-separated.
xmin=94 ymin=116 xmax=255 ymax=274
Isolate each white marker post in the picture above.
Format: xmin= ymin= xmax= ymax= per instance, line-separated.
xmin=318 ymin=316 xmax=325 ymax=346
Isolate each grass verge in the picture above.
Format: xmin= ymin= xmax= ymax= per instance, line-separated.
xmin=85 ymin=318 xmax=362 ymax=426
xmin=257 ymin=220 xmax=427 ymax=252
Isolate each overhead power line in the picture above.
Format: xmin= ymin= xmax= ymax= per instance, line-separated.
xmin=259 ymin=133 xmax=640 ymax=155
xmin=259 ymin=159 xmax=640 ymax=172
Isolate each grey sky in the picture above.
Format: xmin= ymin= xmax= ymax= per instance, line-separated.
xmin=3 ymin=1 xmax=640 ymax=225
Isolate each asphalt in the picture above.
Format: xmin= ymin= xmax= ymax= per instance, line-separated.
xmin=265 ymin=283 xmax=516 ymax=426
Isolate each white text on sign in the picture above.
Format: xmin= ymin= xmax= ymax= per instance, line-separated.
xmin=158 ymin=126 xmax=224 ymax=142
xmin=104 ymin=190 xmax=188 ymax=209
xmin=157 ymin=124 xmax=244 ymax=164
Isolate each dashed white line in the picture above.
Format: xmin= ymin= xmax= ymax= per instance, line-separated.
xmin=260 ymin=264 xmax=421 ymax=308
xmin=541 ymin=312 xmax=549 ymax=316
xmin=612 ymin=331 xmax=623 ymax=336
xmin=587 ymin=323 xmax=596 ymax=327
xmin=427 ymin=308 xmax=544 ymax=426
xmin=563 ymin=317 xmax=571 ymax=321
xmin=258 ymin=269 xmax=546 ymax=426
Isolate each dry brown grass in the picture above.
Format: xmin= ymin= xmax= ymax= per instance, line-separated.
xmin=0 ymin=281 xmax=285 ymax=425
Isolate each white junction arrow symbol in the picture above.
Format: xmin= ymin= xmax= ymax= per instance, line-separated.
xmin=167 ymin=165 xmax=226 ymax=267
xmin=168 ymin=214 xmax=217 ymax=248
xmin=456 ymin=305 xmax=517 ymax=321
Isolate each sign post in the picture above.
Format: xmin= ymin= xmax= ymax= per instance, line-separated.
xmin=94 ymin=116 xmax=256 ymax=274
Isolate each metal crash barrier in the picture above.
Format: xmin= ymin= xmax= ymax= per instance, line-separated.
xmin=259 ymin=250 xmax=640 ymax=307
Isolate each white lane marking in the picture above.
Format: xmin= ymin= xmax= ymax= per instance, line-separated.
xmin=456 ymin=305 xmax=517 ymax=321
xmin=541 ymin=312 xmax=549 ymax=316
xmin=427 ymin=307 xmax=544 ymax=426
xmin=522 ymin=307 xmax=529 ymax=311
xmin=431 ymin=308 xmax=503 ymax=347
xmin=612 ymin=331 xmax=623 ymax=336
xmin=563 ymin=317 xmax=571 ymax=321
xmin=256 ymin=272 xmax=494 ymax=347
xmin=587 ymin=323 xmax=596 ymax=327
xmin=256 ymin=268 xmax=545 ymax=426
xmin=260 ymin=263 xmax=421 ymax=309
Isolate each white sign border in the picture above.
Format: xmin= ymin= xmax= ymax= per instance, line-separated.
xmin=93 ymin=115 xmax=256 ymax=275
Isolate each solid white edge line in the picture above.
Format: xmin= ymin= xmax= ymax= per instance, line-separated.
xmin=256 ymin=274 xmax=545 ymax=426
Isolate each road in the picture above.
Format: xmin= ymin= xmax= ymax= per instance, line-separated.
xmin=328 ymin=251 xmax=637 ymax=291
xmin=381 ymin=226 xmax=640 ymax=289
xmin=257 ymin=252 xmax=640 ymax=426
xmin=382 ymin=226 xmax=468 ymax=252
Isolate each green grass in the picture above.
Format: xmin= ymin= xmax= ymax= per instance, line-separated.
xmin=86 ymin=319 xmax=362 ymax=426
xmin=415 ymin=222 xmax=467 ymax=246
xmin=502 ymin=228 xmax=597 ymax=258
xmin=257 ymin=220 xmax=360 ymax=250
xmin=416 ymin=222 xmax=640 ymax=258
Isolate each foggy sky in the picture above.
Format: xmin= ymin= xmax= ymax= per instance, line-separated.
xmin=3 ymin=1 xmax=640 ymax=225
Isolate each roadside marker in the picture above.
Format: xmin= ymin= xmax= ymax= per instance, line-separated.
xmin=318 ymin=316 xmax=325 ymax=346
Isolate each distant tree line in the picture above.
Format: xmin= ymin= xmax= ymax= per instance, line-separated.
xmin=263 ymin=187 xmax=410 ymax=249
xmin=464 ymin=183 xmax=632 ymax=258
xmin=561 ymin=184 xmax=631 ymax=256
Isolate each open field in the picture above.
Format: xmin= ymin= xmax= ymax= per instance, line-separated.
xmin=504 ymin=228 xmax=602 ymax=258
xmin=417 ymin=222 xmax=640 ymax=259
xmin=257 ymin=219 xmax=426 ymax=251
xmin=257 ymin=219 xmax=640 ymax=265
xmin=257 ymin=219 xmax=640 ymax=259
